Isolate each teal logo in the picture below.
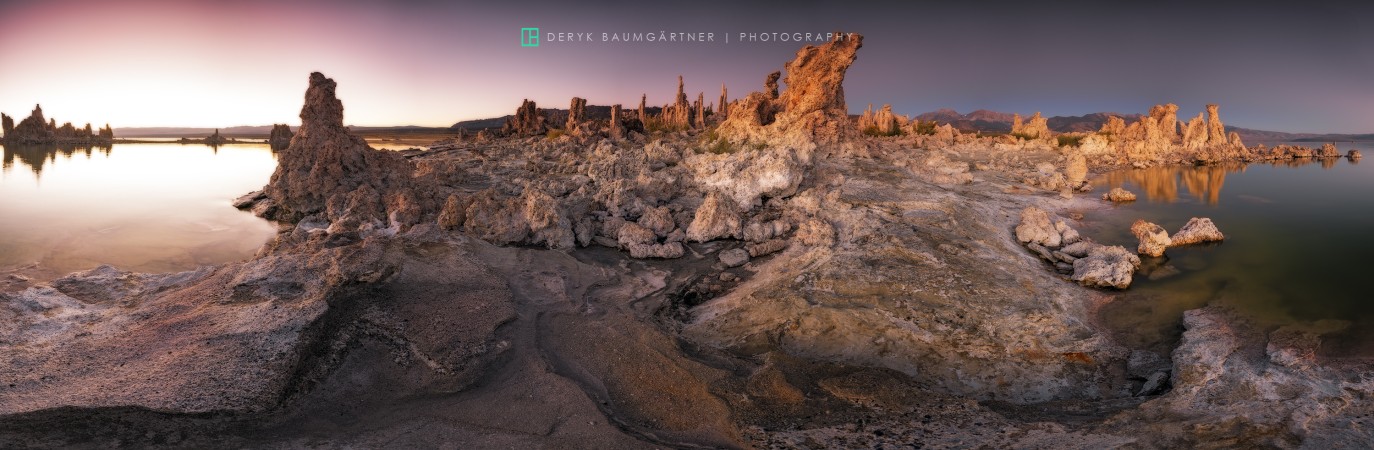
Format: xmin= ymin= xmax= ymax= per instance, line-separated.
xmin=521 ymin=28 xmax=540 ymax=47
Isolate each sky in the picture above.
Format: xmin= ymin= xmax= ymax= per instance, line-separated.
xmin=0 ymin=0 xmax=1371 ymax=133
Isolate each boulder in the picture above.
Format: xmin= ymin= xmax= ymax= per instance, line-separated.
xmin=1102 ymin=187 xmax=1137 ymax=202
xmin=718 ymin=248 xmax=750 ymax=268
xmin=1015 ymin=206 xmax=1061 ymax=248
xmin=1170 ymin=217 xmax=1223 ymax=246
xmin=1130 ymin=219 xmax=1171 ymax=257
xmin=686 ymin=191 xmax=742 ymax=242
xmin=1348 ymin=150 xmax=1363 ymax=160
xmin=1071 ymin=245 xmax=1141 ymax=289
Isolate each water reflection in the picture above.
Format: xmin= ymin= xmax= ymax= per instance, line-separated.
xmin=1100 ymin=156 xmax=1358 ymax=205
xmin=1085 ymin=145 xmax=1374 ymax=358
xmin=2 ymin=143 xmax=112 ymax=178
xmin=0 ymin=143 xmax=278 ymax=276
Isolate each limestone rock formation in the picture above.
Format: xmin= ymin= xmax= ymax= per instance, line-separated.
xmin=1015 ymin=207 xmax=1061 ymax=248
xmin=1349 ymin=149 xmax=1363 ymax=160
xmin=204 ymin=129 xmax=230 ymax=146
xmin=718 ymin=84 xmax=729 ymax=118
xmin=765 ymin=71 xmax=781 ymax=99
xmin=717 ymin=33 xmax=863 ymax=147
xmin=686 ymin=191 xmax=742 ymax=242
xmin=608 ymin=104 xmax=626 ymax=140
xmin=1130 ymin=219 xmax=1171 ymax=257
xmin=858 ymin=104 xmax=900 ymax=136
xmin=1170 ymin=217 xmax=1223 ymax=246
xmin=502 ymin=99 xmax=547 ymax=136
xmin=1011 ymin=112 xmax=1049 ymax=139
xmin=694 ymin=92 xmax=706 ymax=129
xmin=1205 ymin=104 xmax=1225 ymax=144
xmin=269 ymin=124 xmax=294 ymax=150
xmin=261 ymin=72 xmax=421 ymax=226
xmin=566 ymin=97 xmax=587 ymax=131
xmin=1102 ymin=187 xmax=1137 ymax=202
xmin=1148 ymin=103 xmax=1180 ymax=140
xmin=1 ymin=104 xmax=112 ymax=145
xmin=1317 ymin=143 xmax=1340 ymax=158
xmin=661 ymin=75 xmax=692 ymax=130
xmin=637 ymin=94 xmax=647 ymax=126
xmin=1071 ymin=244 xmax=1141 ymax=289
xmin=1064 ymin=152 xmax=1088 ymax=189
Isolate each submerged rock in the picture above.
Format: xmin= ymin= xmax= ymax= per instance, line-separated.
xmin=1130 ymin=219 xmax=1171 ymax=257
xmin=1071 ymin=244 xmax=1141 ymax=289
xmin=1169 ymin=217 xmax=1224 ymax=246
xmin=1348 ymin=149 xmax=1362 ymax=160
xmin=1102 ymin=187 xmax=1137 ymax=202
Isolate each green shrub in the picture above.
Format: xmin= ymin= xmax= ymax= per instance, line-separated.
xmin=546 ymin=129 xmax=565 ymax=140
xmin=1011 ymin=132 xmax=1037 ymax=140
xmin=861 ymin=125 xmax=903 ymax=137
xmin=913 ymin=120 xmax=937 ymax=136
xmin=1057 ymin=135 xmax=1084 ymax=147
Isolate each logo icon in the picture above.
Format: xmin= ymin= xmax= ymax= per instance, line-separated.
xmin=521 ymin=28 xmax=540 ymax=47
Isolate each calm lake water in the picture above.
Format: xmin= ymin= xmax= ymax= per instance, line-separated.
xmin=1083 ymin=142 xmax=1374 ymax=358
xmin=0 ymin=143 xmax=278 ymax=276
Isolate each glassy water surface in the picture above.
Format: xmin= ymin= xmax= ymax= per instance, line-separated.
xmin=0 ymin=143 xmax=277 ymax=276
xmin=1083 ymin=142 xmax=1374 ymax=358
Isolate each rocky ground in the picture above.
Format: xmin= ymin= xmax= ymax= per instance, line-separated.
xmin=2 ymin=34 xmax=1370 ymax=449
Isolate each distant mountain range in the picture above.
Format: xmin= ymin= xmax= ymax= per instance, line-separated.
xmin=112 ymin=125 xmax=447 ymax=138
xmin=106 ymin=108 xmax=1371 ymax=142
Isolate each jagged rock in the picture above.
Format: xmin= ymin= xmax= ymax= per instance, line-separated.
xmin=1148 ymin=103 xmax=1180 ymax=140
xmin=718 ymin=248 xmax=750 ymax=268
xmin=203 ymin=129 xmax=230 ymax=145
xmin=269 ymin=124 xmax=294 ymax=150
xmin=1317 ymin=143 xmax=1340 ymax=158
xmin=764 ymin=71 xmax=780 ymax=99
xmin=718 ymin=33 xmax=862 ymax=148
xmin=637 ymin=94 xmax=647 ymax=126
xmin=694 ymin=92 xmax=706 ymax=129
xmin=437 ymin=194 xmax=468 ymax=230
xmin=858 ymin=104 xmax=899 ymax=136
xmin=1102 ymin=187 xmax=1137 ymax=202
xmin=1349 ymin=150 xmax=1363 ymax=160
xmin=1015 ymin=206 xmax=1061 ymax=248
xmin=1064 ymin=152 xmax=1087 ymax=189
xmin=1170 ymin=217 xmax=1223 ymax=246
xmin=608 ymin=104 xmax=626 ymax=140
xmin=262 ymin=72 xmax=420 ymax=226
xmin=566 ymin=97 xmax=587 ymax=131
xmin=2 ymin=104 xmax=111 ymax=145
xmin=1130 ymin=219 xmax=1171 ymax=257
xmin=1071 ymin=245 xmax=1141 ymax=289
xmin=502 ymin=99 xmax=547 ymax=136
xmin=686 ymin=191 xmax=741 ymax=242
xmin=637 ymin=205 xmax=676 ymax=238
xmin=1011 ymin=112 xmax=1049 ymax=139
xmin=661 ymin=75 xmax=692 ymax=130
xmin=718 ymin=84 xmax=729 ymax=118
xmin=1205 ymin=104 xmax=1225 ymax=144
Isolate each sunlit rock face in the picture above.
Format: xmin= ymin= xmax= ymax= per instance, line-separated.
xmin=717 ymin=33 xmax=863 ymax=149
xmin=501 ymin=99 xmax=547 ymax=137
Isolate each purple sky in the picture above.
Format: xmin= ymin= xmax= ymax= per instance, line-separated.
xmin=1 ymin=0 xmax=1371 ymax=133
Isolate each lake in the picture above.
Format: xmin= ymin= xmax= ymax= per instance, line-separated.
xmin=1082 ymin=142 xmax=1374 ymax=359
xmin=0 ymin=143 xmax=278 ymax=277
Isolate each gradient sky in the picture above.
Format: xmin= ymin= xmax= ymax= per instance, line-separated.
xmin=1 ymin=0 xmax=1371 ymax=133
